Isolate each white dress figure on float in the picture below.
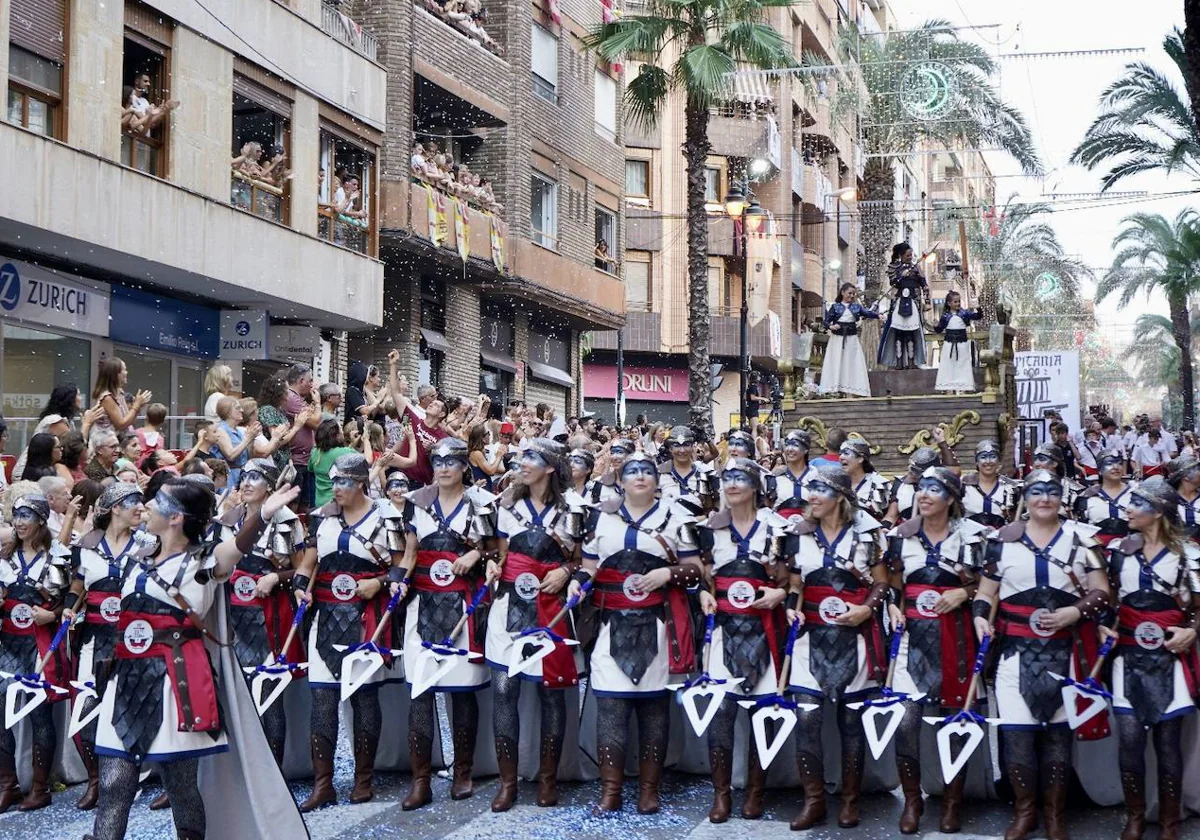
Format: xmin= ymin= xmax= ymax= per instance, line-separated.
xmin=820 ymin=283 xmax=879 ymax=398
xmin=933 ymin=291 xmax=982 ymax=393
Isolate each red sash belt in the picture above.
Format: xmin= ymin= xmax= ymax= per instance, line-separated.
xmin=84 ymin=590 xmax=121 ymax=626
xmin=504 ymin=552 xmax=578 ymax=688
xmin=1080 ymin=464 xmax=1099 ymax=478
xmin=594 ymin=567 xmax=696 ymax=675
xmin=715 ymin=575 xmax=783 ymax=679
xmin=1143 ymin=464 xmax=1165 ymax=477
xmin=115 ymin=612 xmax=219 ymax=733
xmin=412 ymin=550 xmax=472 ymax=594
xmin=2 ymin=597 xmax=69 ymax=702
xmin=1118 ymin=606 xmax=1200 ymax=697
xmin=997 ymin=603 xmax=1073 ymax=640
xmin=776 ymin=504 xmax=806 ymax=520
xmin=903 ymin=584 xmax=977 ymax=706
xmin=314 ymin=571 xmax=380 ymax=604
xmin=801 ymin=585 xmax=886 ymax=680
xmin=228 ymin=570 xmax=302 ymax=665
xmin=1096 ymin=533 xmax=1120 ymax=547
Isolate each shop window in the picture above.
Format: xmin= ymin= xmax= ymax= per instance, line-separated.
xmin=318 ymin=127 xmax=376 ymax=254
xmin=531 ymin=25 xmax=558 ymax=104
xmin=530 ymin=172 xmax=558 ymax=249
xmin=230 ymin=72 xmax=292 ymax=224
xmin=419 ymin=275 xmax=446 ymax=332
xmin=594 ymin=207 xmax=616 ymax=273
xmin=121 ymin=34 xmax=176 ymax=177
xmin=625 ymin=159 xmax=649 ymax=200
xmin=594 ymin=69 xmax=616 ymax=141
xmin=625 ymin=254 xmax=650 ymax=312
xmin=7 ymin=46 xmax=63 ymax=137
xmin=0 ymin=324 xmax=91 ymax=423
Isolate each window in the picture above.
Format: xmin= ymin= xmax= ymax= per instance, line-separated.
xmin=230 ymin=72 xmax=292 ymax=224
xmin=625 ymin=159 xmax=649 ymax=199
xmin=625 ymin=254 xmax=651 ymax=311
xmin=594 ymin=207 xmax=616 ymax=273
xmin=594 ymin=70 xmax=617 ymax=141
xmin=318 ymin=127 xmax=376 ymax=254
xmin=7 ymin=46 xmax=62 ymax=137
xmin=530 ymin=172 xmax=558 ymax=249
xmin=121 ymin=33 xmax=174 ymax=176
xmin=1 ymin=324 xmax=90 ymax=421
xmin=704 ymin=167 xmax=721 ymax=203
xmin=708 ymin=263 xmax=732 ymax=313
xmin=531 ymin=25 xmax=558 ymax=104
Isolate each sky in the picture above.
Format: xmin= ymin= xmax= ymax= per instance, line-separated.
xmin=894 ymin=0 xmax=1191 ymax=349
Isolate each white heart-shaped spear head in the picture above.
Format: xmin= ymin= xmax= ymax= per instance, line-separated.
xmin=928 ymin=718 xmax=986 ymax=785
xmin=506 ymin=634 xmax=578 ymax=678
xmin=1060 ymin=682 xmax=1109 ymax=730
xmin=67 ymin=681 xmax=102 ymax=739
xmin=738 ymin=702 xmax=798 ymax=770
xmin=862 ymin=703 xmax=907 ymax=761
xmin=670 ymin=678 xmax=743 ymax=737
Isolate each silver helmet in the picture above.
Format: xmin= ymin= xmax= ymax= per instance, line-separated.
xmin=908 ymin=446 xmax=941 ymax=474
xmin=1131 ymin=476 xmax=1180 ymax=520
xmin=330 ymin=452 xmax=371 ymax=483
xmin=95 ymin=482 xmax=143 ymax=516
xmin=919 ymin=466 xmax=963 ymax=502
xmin=809 ymin=463 xmax=856 ymax=503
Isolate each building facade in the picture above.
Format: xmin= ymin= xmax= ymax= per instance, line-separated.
xmin=0 ymin=0 xmax=386 ymax=440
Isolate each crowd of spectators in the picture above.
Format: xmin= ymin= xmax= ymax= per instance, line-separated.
xmin=411 ymin=141 xmax=503 ymax=216
xmin=418 ymin=0 xmax=502 ymax=54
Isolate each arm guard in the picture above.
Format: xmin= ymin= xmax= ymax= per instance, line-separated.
xmin=668 ymin=563 xmax=704 ymax=588
xmin=1072 ymin=588 xmax=1112 ymax=623
xmin=235 ymin=510 xmax=270 ymax=556
xmin=786 ymin=591 xmax=800 ymax=612
xmin=292 ymin=574 xmax=311 ymax=593
xmin=863 ymin=580 xmax=890 ymax=611
xmin=971 ymin=598 xmax=992 ymax=621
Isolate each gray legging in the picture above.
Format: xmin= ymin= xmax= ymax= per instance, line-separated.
xmin=91 ymin=755 xmax=204 ymax=840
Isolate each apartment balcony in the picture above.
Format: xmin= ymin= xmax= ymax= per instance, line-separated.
xmin=590 ymin=311 xmax=662 ymax=353
xmin=408 ymin=182 xmax=505 ymax=265
xmin=802 ymin=0 xmax=840 ymax=62
xmin=627 ymin=207 xmax=663 ymax=252
xmin=711 ymin=308 xmax=786 ymax=361
xmin=412 ymin=2 xmax=510 ymax=115
xmin=321 ymin=1 xmax=378 ymax=60
xmin=802 ymin=249 xmax=826 ymax=298
xmin=708 ymin=111 xmax=779 ymax=163
xmin=796 ymin=89 xmax=833 ymax=143
xmin=506 ymin=240 xmax=627 ymax=329
xmin=797 ymin=161 xmax=834 ymax=211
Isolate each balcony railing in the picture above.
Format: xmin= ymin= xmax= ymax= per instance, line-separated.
xmin=231 ymin=171 xmax=284 ymax=223
xmin=321 ymin=2 xmax=378 ymax=60
xmin=318 ymin=205 xmax=370 ymax=253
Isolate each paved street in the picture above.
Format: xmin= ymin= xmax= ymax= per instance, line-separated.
xmin=0 ymin=766 xmax=1153 ymax=839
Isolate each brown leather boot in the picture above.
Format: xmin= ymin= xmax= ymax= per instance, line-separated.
xmin=0 ymin=746 xmax=21 ymax=813
xmin=596 ymin=744 xmax=624 ymax=812
xmin=837 ymin=748 xmax=862 ymax=828
xmin=1042 ymin=761 xmax=1069 ymax=840
xmin=299 ymin=734 xmax=337 ymax=812
xmin=637 ymin=748 xmax=664 ymax=815
xmin=491 ymin=737 xmax=519 ymax=813
xmin=1118 ymin=770 xmax=1145 ymax=840
xmin=897 ymin=755 xmax=924 ymax=834
xmin=790 ymin=751 xmax=828 ymax=830
xmin=349 ymin=730 xmax=378 ymax=804
xmin=450 ymin=724 xmax=475 ymax=800
xmin=940 ymin=768 xmax=967 ymax=833
xmin=707 ymin=748 xmax=732 ymax=824
xmin=741 ymin=744 xmax=766 ymax=820
xmin=75 ymin=739 xmax=100 ymax=811
xmin=401 ymin=732 xmax=433 ymax=811
xmin=535 ymin=736 xmax=561 ymax=807
xmin=1158 ymin=767 xmax=1182 ymax=840
xmin=1004 ymin=764 xmax=1038 ymax=840
xmin=149 ymin=791 xmax=170 ymax=810
xmin=18 ymin=743 xmax=53 ymax=811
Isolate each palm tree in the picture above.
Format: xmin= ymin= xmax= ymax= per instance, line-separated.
xmin=836 ymin=20 xmax=1041 ymax=298
xmin=1100 ymin=210 xmax=1200 ymax=429
xmin=1129 ymin=313 xmax=1188 ymax=392
xmin=588 ymin=0 xmax=795 ymax=433
xmin=1070 ymin=30 xmax=1200 ymax=192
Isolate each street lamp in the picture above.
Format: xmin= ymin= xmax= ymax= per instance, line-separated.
xmin=725 ymin=184 xmax=766 ymax=429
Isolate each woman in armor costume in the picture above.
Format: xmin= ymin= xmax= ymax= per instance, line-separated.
xmin=0 ymin=493 xmax=71 ymax=813
xmin=694 ymin=458 xmax=789 ymax=823
xmin=568 ymin=448 xmax=596 ymax=500
xmin=588 ymin=438 xmax=633 ymax=505
xmin=657 ymin=426 xmax=716 ymax=513
xmin=1167 ymin=455 xmax=1200 ymax=540
xmin=883 ymin=467 xmax=985 ymax=834
xmin=962 ymin=439 xmax=1020 ymax=531
xmin=773 ymin=430 xmax=818 ymax=520
xmin=971 ymin=469 xmax=1111 ymax=840
xmin=568 ymin=452 xmax=702 ymax=814
xmin=784 ymin=464 xmax=890 ymax=830
xmin=485 ymin=439 xmax=585 ymax=812
xmin=62 ymin=483 xmax=144 ymax=811
xmin=291 ymin=452 xmax=406 ymax=812
xmin=879 ymin=242 xmax=930 ymax=370
xmin=399 ymin=438 xmax=496 ymax=810
xmin=88 ymin=478 xmax=305 ymax=840
xmin=1073 ymin=449 xmax=1134 ymax=547
xmin=840 ymin=438 xmax=891 ymax=521
xmin=1030 ymin=443 xmax=1082 ymax=517
xmin=214 ymin=458 xmax=306 ymax=766
xmin=1102 ymin=477 xmax=1200 ymax=840
xmin=884 ymin=446 xmax=942 ymax=527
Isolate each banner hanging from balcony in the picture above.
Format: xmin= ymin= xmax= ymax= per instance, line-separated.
xmin=747 ymin=225 xmax=775 ymax=327
xmin=453 ymin=199 xmax=470 ymax=265
xmin=427 ymin=187 xmax=448 ymax=248
xmin=490 ymin=216 xmax=506 ymax=274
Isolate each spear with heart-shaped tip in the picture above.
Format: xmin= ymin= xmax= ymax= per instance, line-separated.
xmin=738 ymin=617 xmax=818 ymax=769
xmin=3 ymin=595 xmax=81 ymax=729
xmin=847 ymin=626 xmax=925 ymax=761
xmin=1049 ymin=619 xmax=1119 ymax=731
xmin=244 ymin=572 xmax=318 ymax=715
xmin=506 ymin=579 xmax=591 ymax=678
xmin=409 ymin=582 xmax=491 ymax=699
xmin=670 ymin=612 xmax=743 ymax=737
xmin=333 ymin=587 xmax=405 ymax=702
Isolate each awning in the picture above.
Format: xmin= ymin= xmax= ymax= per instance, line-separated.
xmin=419 ymin=328 xmax=451 ymax=354
xmin=527 ymin=360 xmax=574 ymax=389
xmin=731 ymin=67 xmax=774 ymax=107
xmin=480 ymin=349 xmax=518 ymax=373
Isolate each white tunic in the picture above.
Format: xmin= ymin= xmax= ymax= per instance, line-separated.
xmin=820 ymin=308 xmax=872 ymax=397
xmin=773 ymin=465 xmax=818 ymax=517
xmin=934 ymin=312 xmax=975 ymax=391
xmin=74 ymin=534 xmax=139 ymax=685
xmin=658 ymin=464 xmax=712 ymax=511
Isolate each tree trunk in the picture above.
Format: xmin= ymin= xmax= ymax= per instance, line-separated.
xmin=1182 ymin=2 xmax=1200 ymax=129
xmin=1169 ymin=292 xmax=1196 ymax=431
xmin=683 ymin=100 xmax=714 ymax=436
xmin=860 ymin=157 xmax=896 ymax=301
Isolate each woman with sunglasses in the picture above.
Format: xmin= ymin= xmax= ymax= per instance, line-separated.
xmin=1073 ymin=449 xmax=1134 ymax=547
xmin=773 ymin=429 xmax=817 ymax=521
xmin=569 ymin=452 xmax=702 ymax=814
xmin=1167 ymin=455 xmax=1200 ymax=541
xmin=1102 ymin=477 xmax=1200 ymax=840
xmin=485 ymin=439 xmax=586 ymax=812
xmin=883 ymin=468 xmax=986 ymax=834
xmin=215 ymin=458 xmax=306 ymax=767
xmin=88 ymin=477 xmax=302 ymax=840
xmin=0 ymin=494 xmax=71 ymax=813
xmin=839 ymin=438 xmax=891 ymax=522
xmin=291 ymin=453 xmax=406 ymax=812
xmin=398 ymin=438 xmax=496 ymax=810
xmin=785 ymin=464 xmax=890 ymax=830
xmin=61 ymin=483 xmax=144 ymax=811
xmin=971 ymin=469 xmax=1111 ymax=840
xmin=694 ymin=458 xmax=789 ymax=823
xmin=962 ymin=440 xmax=1020 ymax=532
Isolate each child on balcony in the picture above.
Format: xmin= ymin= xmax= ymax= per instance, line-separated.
xmin=820 ymin=282 xmax=879 ymax=398
xmin=932 ymin=290 xmax=982 ymax=393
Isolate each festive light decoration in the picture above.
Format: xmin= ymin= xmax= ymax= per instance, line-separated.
xmin=899 ymin=61 xmax=959 ymax=120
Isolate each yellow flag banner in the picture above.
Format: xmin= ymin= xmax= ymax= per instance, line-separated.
xmin=490 ymin=215 xmax=506 ymax=274
xmin=427 ymin=188 xmax=448 ymax=247
xmin=453 ymin=199 xmax=470 ymax=264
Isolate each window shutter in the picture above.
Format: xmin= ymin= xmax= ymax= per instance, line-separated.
xmin=9 ymin=0 xmax=66 ymax=64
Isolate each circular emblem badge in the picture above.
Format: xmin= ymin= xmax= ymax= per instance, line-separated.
xmin=9 ymin=603 xmax=33 ymax=630
xmin=1028 ymin=608 xmax=1056 ymax=638
xmin=123 ymin=619 xmax=154 ymax=656
xmin=818 ymin=596 xmax=848 ymax=625
xmin=514 ymin=572 xmax=540 ymax=602
xmin=622 ymin=574 xmax=649 ymax=603
xmin=100 ymin=596 xmax=122 ymax=624
xmin=233 ymin=575 xmax=258 ymax=603
xmin=1134 ymin=621 xmax=1165 ymax=651
xmin=330 ymin=573 xmax=358 ymax=602
xmin=430 ymin=559 xmax=456 ymax=588
xmin=915 ymin=590 xmax=941 ymax=619
xmin=727 ymin=581 xmax=757 ymax=610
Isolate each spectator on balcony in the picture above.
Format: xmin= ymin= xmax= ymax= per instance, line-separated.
xmin=411 ymin=142 xmax=428 ymax=180
xmin=261 ymin=145 xmax=292 ymax=185
xmin=334 ymin=176 xmax=369 ymax=223
xmin=124 ymin=73 xmax=180 ymax=135
xmin=92 ymin=357 xmax=151 ymax=434
xmin=594 ymin=239 xmax=614 ymax=271
xmin=203 ymin=364 xmax=235 ymax=421
xmin=232 ymin=141 xmax=266 ymax=179
xmin=84 ymin=428 xmax=120 ymax=484
xmin=479 ymin=177 xmax=502 ymax=214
